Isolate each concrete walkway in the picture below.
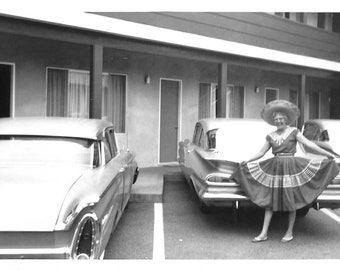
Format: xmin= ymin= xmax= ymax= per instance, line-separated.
xmin=130 ymin=164 xmax=184 ymax=203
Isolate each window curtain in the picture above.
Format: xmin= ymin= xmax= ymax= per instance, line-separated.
xmin=102 ymin=74 xmax=126 ymax=133
xmin=226 ymin=85 xmax=244 ymax=118
xmin=232 ymin=86 xmax=244 ymax=118
xmin=68 ymin=71 xmax=90 ymax=118
xmin=199 ymin=83 xmax=211 ymax=119
xmin=47 ymin=69 xmax=67 ymax=116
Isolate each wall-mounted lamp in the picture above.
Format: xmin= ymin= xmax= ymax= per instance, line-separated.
xmin=144 ymin=75 xmax=151 ymax=84
xmin=254 ymin=86 xmax=260 ymax=93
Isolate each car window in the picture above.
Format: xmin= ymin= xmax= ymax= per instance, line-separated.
xmin=93 ymin=141 xmax=100 ymax=167
xmin=192 ymin=124 xmax=200 ymax=144
xmin=103 ymin=138 xmax=112 ymax=163
xmin=0 ymin=136 xmax=96 ymax=168
xmin=207 ymin=129 xmax=217 ymax=149
xmin=105 ymin=129 xmax=118 ymax=157
xmin=193 ymin=124 xmax=203 ymax=146
xmin=197 ymin=128 xmax=205 ymax=148
xmin=303 ymin=122 xmax=329 ymax=141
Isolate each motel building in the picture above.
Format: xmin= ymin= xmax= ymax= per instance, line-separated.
xmin=1 ymin=12 xmax=340 ymax=168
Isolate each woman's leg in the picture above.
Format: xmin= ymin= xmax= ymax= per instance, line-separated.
xmin=282 ymin=210 xmax=296 ymax=239
xmin=255 ymin=208 xmax=273 ymax=239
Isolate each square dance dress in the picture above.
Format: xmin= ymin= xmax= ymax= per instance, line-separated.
xmin=232 ymin=127 xmax=339 ymax=211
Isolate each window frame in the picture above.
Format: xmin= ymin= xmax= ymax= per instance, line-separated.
xmin=265 ymin=87 xmax=279 ymax=104
xmin=102 ymin=72 xmax=127 ymax=134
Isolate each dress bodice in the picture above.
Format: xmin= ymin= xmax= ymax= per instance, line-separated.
xmin=266 ymin=127 xmax=299 ymax=155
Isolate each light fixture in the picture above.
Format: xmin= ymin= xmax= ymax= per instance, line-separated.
xmin=144 ymin=75 xmax=151 ymax=84
xmin=254 ymin=86 xmax=260 ymax=93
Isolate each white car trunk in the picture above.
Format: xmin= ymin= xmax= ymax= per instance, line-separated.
xmin=0 ymin=167 xmax=82 ymax=231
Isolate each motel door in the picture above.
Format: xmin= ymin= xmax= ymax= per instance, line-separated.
xmin=160 ymin=79 xmax=180 ymax=163
xmin=330 ymin=88 xmax=340 ymax=119
xmin=0 ymin=64 xmax=11 ymax=117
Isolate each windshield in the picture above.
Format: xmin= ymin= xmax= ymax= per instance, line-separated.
xmin=0 ymin=136 xmax=97 ymax=168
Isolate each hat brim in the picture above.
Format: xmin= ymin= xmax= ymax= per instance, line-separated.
xmin=261 ymin=100 xmax=300 ymax=126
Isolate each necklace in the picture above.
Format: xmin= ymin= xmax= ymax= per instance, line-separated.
xmin=270 ymin=127 xmax=292 ymax=145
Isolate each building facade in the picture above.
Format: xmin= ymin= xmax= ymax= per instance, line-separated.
xmin=1 ymin=12 xmax=340 ymax=167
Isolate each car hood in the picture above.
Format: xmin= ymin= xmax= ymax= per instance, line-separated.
xmin=0 ymin=167 xmax=83 ymax=232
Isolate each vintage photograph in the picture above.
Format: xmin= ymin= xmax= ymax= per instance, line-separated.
xmin=0 ymin=0 xmax=340 ymax=268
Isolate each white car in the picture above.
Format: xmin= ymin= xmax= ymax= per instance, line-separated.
xmin=179 ymin=118 xmax=340 ymax=216
xmin=0 ymin=117 xmax=139 ymax=259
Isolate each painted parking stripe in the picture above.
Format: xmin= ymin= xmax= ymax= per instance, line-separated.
xmin=153 ymin=203 xmax=165 ymax=260
xmin=320 ymin=209 xmax=340 ymax=223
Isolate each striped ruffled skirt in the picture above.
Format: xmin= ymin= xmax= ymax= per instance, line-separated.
xmin=232 ymin=156 xmax=339 ymax=211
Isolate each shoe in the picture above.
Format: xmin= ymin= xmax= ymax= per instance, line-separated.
xmin=252 ymin=236 xmax=268 ymax=243
xmin=281 ymin=236 xmax=293 ymax=243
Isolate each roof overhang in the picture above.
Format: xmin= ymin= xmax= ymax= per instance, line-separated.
xmin=2 ymin=10 xmax=340 ymax=73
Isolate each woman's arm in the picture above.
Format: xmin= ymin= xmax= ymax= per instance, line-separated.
xmin=296 ymin=132 xmax=335 ymax=159
xmin=241 ymin=140 xmax=271 ymax=165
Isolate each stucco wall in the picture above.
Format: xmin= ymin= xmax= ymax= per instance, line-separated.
xmin=0 ymin=33 xmax=91 ymax=117
xmin=0 ymin=33 xmax=335 ymax=167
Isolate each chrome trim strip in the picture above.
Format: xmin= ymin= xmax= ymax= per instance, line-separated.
xmin=0 ymin=247 xmax=68 ymax=255
xmin=202 ymin=193 xmax=248 ymax=200
xmin=317 ymin=195 xmax=340 ymax=201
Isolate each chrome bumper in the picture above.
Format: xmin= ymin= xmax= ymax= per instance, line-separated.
xmin=0 ymin=247 xmax=69 ymax=259
xmin=192 ymin=174 xmax=340 ymax=209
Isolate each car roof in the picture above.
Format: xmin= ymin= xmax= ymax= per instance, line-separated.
xmin=303 ymin=119 xmax=340 ymax=130
xmin=0 ymin=117 xmax=113 ymax=140
xmin=197 ymin=118 xmax=269 ymax=131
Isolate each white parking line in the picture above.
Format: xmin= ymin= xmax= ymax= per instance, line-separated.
xmin=320 ymin=208 xmax=340 ymax=223
xmin=153 ymin=203 xmax=165 ymax=260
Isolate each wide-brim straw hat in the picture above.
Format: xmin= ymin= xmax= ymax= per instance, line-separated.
xmin=261 ymin=99 xmax=300 ymax=126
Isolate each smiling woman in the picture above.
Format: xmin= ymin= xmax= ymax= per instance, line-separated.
xmin=232 ymin=99 xmax=339 ymax=243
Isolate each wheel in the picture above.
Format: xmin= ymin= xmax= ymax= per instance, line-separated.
xmin=70 ymin=213 xmax=101 ymax=259
xmin=297 ymin=206 xmax=310 ymax=217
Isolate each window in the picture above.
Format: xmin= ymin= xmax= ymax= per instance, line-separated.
xmin=207 ymin=129 xmax=217 ymax=149
xmin=289 ymin=90 xmax=298 ymax=105
xmin=103 ymin=138 xmax=112 ymax=164
xmin=193 ymin=124 xmax=203 ymax=146
xmin=47 ymin=69 xmax=126 ymax=133
xmin=296 ymin=13 xmax=304 ymax=23
xmin=102 ymin=74 xmax=126 ymax=133
xmin=317 ymin=13 xmax=326 ymax=29
xmin=198 ymin=82 xmax=216 ymax=119
xmin=47 ymin=68 xmax=90 ymax=118
xmin=303 ymin=122 xmax=329 ymax=141
xmin=198 ymin=129 xmax=205 ymax=148
xmin=106 ymin=129 xmax=118 ymax=157
xmin=265 ymin=88 xmax=279 ymax=104
xmin=226 ymin=85 xmax=244 ymax=118
xmin=308 ymin=92 xmax=320 ymax=119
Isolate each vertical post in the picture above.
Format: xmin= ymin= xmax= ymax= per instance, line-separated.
xmin=90 ymin=44 xmax=103 ymax=119
xmin=298 ymin=74 xmax=306 ymax=129
xmin=217 ymin=62 xmax=227 ymax=118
